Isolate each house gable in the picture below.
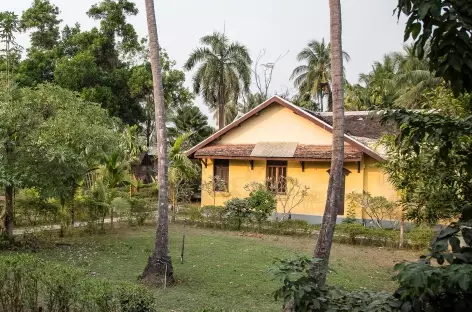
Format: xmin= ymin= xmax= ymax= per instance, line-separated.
xmin=185 ymin=96 xmax=384 ymax=161
xmin=218 ymin=102 xmax=333 ymax=145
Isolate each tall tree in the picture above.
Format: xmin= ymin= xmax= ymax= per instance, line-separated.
xmin=345 ymin=46 xmax=438 ymax=110
xmin=141 ymin=0 xmax=174 ymax=285
xmin=184 ymin=32 xmax=251 ymax=129
xmin=309 ymin=0 xmax=345 ymax=287
xmin=20 ymin=0 xmax=61 ymax=50
xmin=291 ymin=38 xmax=350 ymax=111
xmin=0 ymin=11 xmax=21 ymax=239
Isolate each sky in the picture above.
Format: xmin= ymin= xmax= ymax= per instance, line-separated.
xmin=7 ymin=0 xmax=407 ymax=125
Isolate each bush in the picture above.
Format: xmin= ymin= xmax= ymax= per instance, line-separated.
xmin=405 ymin=225 xmax=434 ymax=250
xmin=271 ymin=256 xmax=395 ymax=312
xmin=224 ymin=198 xmax=251 ymax=230
xmin=127 ymin=197 xmax=153 ymax=226
xmin=14 ymin=188 xmax=60 ymax=227
xmin=0 ymin=254 xmax=157 ymax=312
xmin=269 ymin=220 xmax=314 ymax=236
xmin=246 ymin=188 xmax=277 ymax=229
xmin=202 ymin=205 xmax=226 ymax=225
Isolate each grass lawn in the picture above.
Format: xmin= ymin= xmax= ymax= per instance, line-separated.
xmin=24 ymin=224 xmax=419 ymax=312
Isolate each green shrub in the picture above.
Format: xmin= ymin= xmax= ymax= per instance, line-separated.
xmin=14 ymin=188 xmax=60 ymax=227
xmin=0 ymin=254 xmax=157 ymax=312
xmin=127 ymin=197 xmax=153 ymax=226
xmin=271 ymin=255 xmax=395 ymax=311
xmin=392 ymin=222 xmax=472 ymax=311
xmin=136 ymin=186 xmax=158 ymax=199
xmin=202 ymin=205 xmax=226 ymax=225
xmin=224 ymin=198 xmax=251 ymax=230
xmin=405 ymin=225 xmax=434 ymax=250
xmin=246 ymin=188 xmax=277 ymax=229
xmin=270 ymin=220 xmax=313 ymax=235
xmin=335 ymin=223 xmax=369 ymax=244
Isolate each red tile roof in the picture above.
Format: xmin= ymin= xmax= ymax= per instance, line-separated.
xmin=194 ymin=144 xmax=362 ymax=160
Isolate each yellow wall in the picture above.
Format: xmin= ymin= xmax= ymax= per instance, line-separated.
xmin=201 ymin=157 xmax=399 ymax=221
xmin=218 ymin=104 xmax=333 ymax=145
xmin=363 ymin=156 xmax=398 ymax=201
xmin=198 ymin=102 xmax=398 ymax=221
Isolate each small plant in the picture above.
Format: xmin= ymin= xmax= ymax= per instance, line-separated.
xmin=202 ymin=176 xmax=231 ymax=206
xmin=268 ymin=177 xmax=309 ymax=220
xmin=224 ymin=198 xmax=251 ymax=230
xmin=347 ymin=191 xmax=400 ymax=229
xmin=245 ymin=182 xmax=277 ymax=230
xmin=342 ymin=198 xmax=357 ymax=224
xmin=127 ymin=197 xmax=153 ymax=226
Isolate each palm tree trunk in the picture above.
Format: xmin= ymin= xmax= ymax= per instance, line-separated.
xmin=141 ymin=0 xmax=174 ymax=285
xmin=218 ymin=83 xmax=225 ymax=129
xmin=309 ymin=0 xmax=345 ymax=287
xmin=4 ymin=185 xmax=14 ymax=240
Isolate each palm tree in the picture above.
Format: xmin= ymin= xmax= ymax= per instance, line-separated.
xmin=93 ymin=152 xmax=132 ymax=229
xmin=309 ymin=0 xmax=345 ymax=288
xmin=168 ymin=105 xmax=213 ymax=148
xmin=348 ymin=45 xmax=439 ymax=110
xmin=168 ymin=132 xmax=198 ymax=221
xmin=141 ymin=0 xmax=173 ymax=285
xmin=184 ymin=32 xmax=252 ymax=129
xmin=291 ymin=38 xmax=350 ymax=111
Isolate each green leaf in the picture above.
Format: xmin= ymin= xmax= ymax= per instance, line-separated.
xmin=418 ymin=3 xmax=431 ymax=19
xmin=437 ymin=226 xmax=460 ymax=239
xmin=449 ymin=237 xmax=461 ymax=253
xmin=457 ymin=274 xmax=471 ymax=292
xmin=411 ymin=23 xmax=422 ymax=40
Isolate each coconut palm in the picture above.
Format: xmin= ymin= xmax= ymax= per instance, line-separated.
xmin=168 ymin=105 xmax=213 ymax=148
xmin=347 ymin=45 xmax=439 ymax=110
xmin=310 ymin=0 xmax=346 ymax=288
xmin=184 ymin=32 xmax=252 ymax=129
xmin=291 ymin=38 xmax=350 ymax=111
xmin=141 ymin=0 xmax=173 ymax=285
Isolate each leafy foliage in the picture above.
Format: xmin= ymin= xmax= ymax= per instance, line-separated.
xmin=396 ymin=0 xmax=472 ymax=95
xmin=381 ymin=109 xmax=472 ymax=224
xmin=392 ymin=222 xmax=472 ymax=311
xmin=0 ymin=254 xmax=157 ymax=311
xmin=271 ymin=256 xmax=395 ymax=312
xmin=347 ymin=192 xmax=400 ymax=229
xmin=245 ymin=183 xmax=277 ymax=228
xmin=224 ymin=198 xmax=251 ymax=231
xmin=345 ymin=46 xmax=438 ymax=110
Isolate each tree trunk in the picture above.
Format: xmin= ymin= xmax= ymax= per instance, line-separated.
xmin=309 ymin=0 xmax=345 ymax=287
xmin=4 ymin=185 xmax=14 ymax=240
xmin=110 ymin=207 xmax=114 ymax=228
xmin=141 ymin=0 xmax=174 ymax=285
xmin=399 ymin=214 xmax=405 ymax=248
xmin=218 ymin=83 xmax=225 ymax=129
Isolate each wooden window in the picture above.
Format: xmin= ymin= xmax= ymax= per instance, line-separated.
xmin=267 ymin=160 xmax=287 ymax=194
xmin=213 ymin=159 xmax=229 ymax=191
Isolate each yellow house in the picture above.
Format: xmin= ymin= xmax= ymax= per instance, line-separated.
xmin=186 ymin=96 xmax=397 ymax=223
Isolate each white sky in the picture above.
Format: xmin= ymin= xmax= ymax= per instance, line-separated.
xmin=7 ymin=0 xmax=407 ymax=125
